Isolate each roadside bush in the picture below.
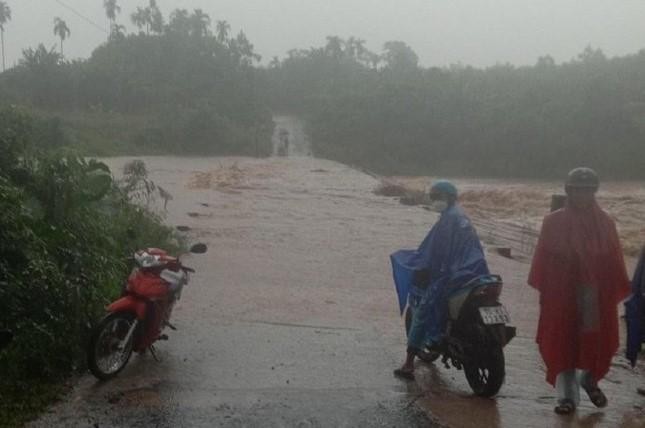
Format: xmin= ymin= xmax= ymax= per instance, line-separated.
xmin=0 ymin=108 xmax=179 ymax=423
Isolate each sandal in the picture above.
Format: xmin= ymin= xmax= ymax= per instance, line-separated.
xmin=554 ymin=399 xmax=576 ymax=415
xmin=393 ymin=368 xmax=415 ymax=381
xmin=584 ymin=385 xmax=608 ymax=408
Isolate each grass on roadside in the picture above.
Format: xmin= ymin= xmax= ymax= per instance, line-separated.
xmin=0 ymin=380 xmax=68 ymax=427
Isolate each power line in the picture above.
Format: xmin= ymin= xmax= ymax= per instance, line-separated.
xmin=53 ymin=0 xmax=108 ymax=34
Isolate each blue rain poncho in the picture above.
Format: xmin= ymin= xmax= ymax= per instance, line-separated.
xmin=625 ymin=248 xmax=645 ymax=366
xmin=391 ymin=204 xmax=489 ymax=346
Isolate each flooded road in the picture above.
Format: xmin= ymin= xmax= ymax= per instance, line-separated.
xmin=31 ymin=154 xmax=645 ymax=427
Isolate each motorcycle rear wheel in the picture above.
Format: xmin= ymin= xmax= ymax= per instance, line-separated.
xmin=88 ymin=312 xmax=136 ymax=381
xmin=463 ymin=346 xmax=505 ymax=397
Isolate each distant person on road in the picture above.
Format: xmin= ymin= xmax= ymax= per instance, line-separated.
xmin=278 ymin=128 xmax=290 ymax=157
xmin=529 ymin=167 xmax=630 ymax=415
xmin=391 ymin=181 xmax=489 ymax=380
xmin=625 ymin=245 xmax=645 ymax=371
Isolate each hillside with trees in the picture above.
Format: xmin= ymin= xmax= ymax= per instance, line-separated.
xmin=265 ymin=38 xmax=645 ymax=179
xmin=0 ymin=1 xmax=644 ymax=178
xmin=0 ymin=3 xmax=273 ymax=156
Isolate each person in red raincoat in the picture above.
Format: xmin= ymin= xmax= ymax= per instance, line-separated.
xmin=529 ymin=167 xmax=630 ymax=415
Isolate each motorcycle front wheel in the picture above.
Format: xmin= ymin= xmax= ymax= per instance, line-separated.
xmin=463 ymin=345 xmax=505 ymax=397
xmin=88 ymin=312 xmax=136 ymax=380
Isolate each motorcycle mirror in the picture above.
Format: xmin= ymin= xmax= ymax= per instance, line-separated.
xmin=189 ymin=243 xmax=208 ymax=254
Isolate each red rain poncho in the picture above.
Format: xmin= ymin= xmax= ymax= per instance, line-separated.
xmin=529 ymin=202 xmax=630 ymax=385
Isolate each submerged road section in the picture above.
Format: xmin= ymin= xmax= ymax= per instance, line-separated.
xmin=32 ymin=156 xmax=645 ymax=427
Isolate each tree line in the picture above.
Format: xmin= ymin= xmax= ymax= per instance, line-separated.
xmin=1 ymin=1 xmax=645 ymax=178
xmin=0 ymin=1 xmax=272 ymax=157
xmin=264 ymin=38 xmax=645 ymax=179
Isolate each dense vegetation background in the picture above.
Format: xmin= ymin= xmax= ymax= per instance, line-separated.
xmin=0 ymin=8 xmax=274 ymax=157
xmin=0 ymin=106 xmax=180 ymax=424
xmin=1 ymin=3 xmax=644 ymax=178
xmin=265 ymin=40 xmax=645 ymax=179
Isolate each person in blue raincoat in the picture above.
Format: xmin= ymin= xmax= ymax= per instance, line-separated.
xmin=625 ymin=246 xmax=645 ymax=368
xmin=392 ymin=181 xmax=489 ymax=380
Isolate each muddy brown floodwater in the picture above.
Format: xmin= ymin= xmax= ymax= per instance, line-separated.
xmin=31 ymin=155 xmax=645 ymax=428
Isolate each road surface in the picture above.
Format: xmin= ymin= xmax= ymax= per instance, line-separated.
xmin=31 ymin=155 xmax=645 ymax=427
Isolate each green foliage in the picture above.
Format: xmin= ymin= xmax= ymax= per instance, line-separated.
xmin=0 ymin=1 xmax=10 ymax=30
xmin=0 ymin=9 xmax=273 ymax=158
xmin=0 ymin=108 xmax=179 ymax=423
xmin=0 ymin=380 xmax=65 ymax=427
xmin=0 ymin=106 xmax=33 ymax=171
xmin=4 ymin=7 xmax=645 ymax=179
xmin=52 ymin=18 xmax=70 ymax=51
xmin=267 ymin=38 xmax=645 ymax=179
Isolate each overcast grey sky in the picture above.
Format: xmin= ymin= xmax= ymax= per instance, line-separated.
xmin=3 ymin=0 xmax=645 ymax=69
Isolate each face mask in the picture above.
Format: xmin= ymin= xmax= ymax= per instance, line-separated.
xmin=430 ymin=200 xmax=449 ymax=213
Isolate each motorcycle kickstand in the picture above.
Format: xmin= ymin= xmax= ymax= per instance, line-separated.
xmin=165 ymin=321 xmax=177 ymax=331
xmin=149 ymin=345 xmax=161 ymax=362
xmin=441 ymin=355 xmax=450 ymax=370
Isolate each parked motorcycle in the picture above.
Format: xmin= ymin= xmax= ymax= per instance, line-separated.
xmin=405 ymin=274 xmax=516 ymax=397
xmin=87 ymin=243 xmax=207 ymax=380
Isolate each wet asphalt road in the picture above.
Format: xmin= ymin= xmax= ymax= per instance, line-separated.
xmin=30 ymin=155 xmax=645 ymax=428
xmin=30 ymin=156 xmax=440 ymax=427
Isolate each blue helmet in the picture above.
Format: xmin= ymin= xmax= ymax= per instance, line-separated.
xmin=430 ymin=180 xmax=458 ymax=199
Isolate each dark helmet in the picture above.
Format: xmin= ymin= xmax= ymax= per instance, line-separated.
xmin=565 ymin=167 xmax=599 ymax=192
xmin=429 ymin=180 xmax=458 ymax=199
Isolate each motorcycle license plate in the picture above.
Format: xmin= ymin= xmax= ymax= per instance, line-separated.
xmin=479 ymin=306 xmax=510 ymax=325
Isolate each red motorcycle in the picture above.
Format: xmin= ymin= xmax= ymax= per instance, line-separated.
xmin=87 ymin=243 xmax=207 ymax=380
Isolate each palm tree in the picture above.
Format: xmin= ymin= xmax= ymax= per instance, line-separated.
xmin=53 ymin=17 xmax=71 ymax=57
xmin=325 ymin=36 xmax=345 ymax=59
xmin=190 ymin=9 xmax=211 ymax=37
xmin=103 ymin=0 xmax=121 ymax=37
xmin=109 ymin=24 xmax=126 ymax=41
xmin=148 ymin=0 xmax=164 ymax=34
xmin=131 ymin=7 xmax=150 ymax=34
xmin=0 ymin=1 xmax=11 ymax=72
xmin=103 ymin=0 xmax=120 ymax=21
xmin=216 ymin=20 xmax=230 ymax=43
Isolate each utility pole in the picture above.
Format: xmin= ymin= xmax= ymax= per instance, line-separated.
xmin=1 ymin=28 xmax=5 ymax=72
